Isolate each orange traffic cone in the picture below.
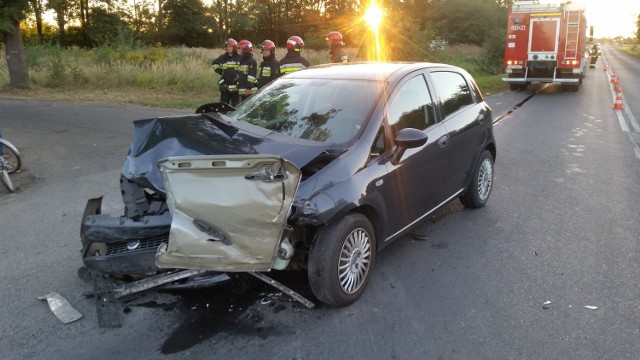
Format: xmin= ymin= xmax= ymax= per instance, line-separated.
xmin=610 ymin=72 xmax=617 ymax=83
xmin=615 ymin=79 xmax=622 ymax=93
xmin=612 ymin=92 xmax=624 ymax=110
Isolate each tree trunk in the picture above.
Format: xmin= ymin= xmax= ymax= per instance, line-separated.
xmin=31 ymin=0 xmax=44 ymax=43
xmin=2 ymin=19 xmax=30 ymax=89
xmin=55 ymin=9 xmax=66 ymax=45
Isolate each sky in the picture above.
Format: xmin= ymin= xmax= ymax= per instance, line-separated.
xmin=541 ymin=0 xmax=638 ymax=38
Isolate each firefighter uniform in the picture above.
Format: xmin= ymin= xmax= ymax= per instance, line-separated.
xmin=257 ymin=54 xmax=280 ymax=89
xmin=212 ymin=52 xmax=241 ymax=106
xmin=279 ymin=51 xmax=311 ymax=76
xmin=330 ymin=47 xmax=349 ymax=64
xmin=238 ymin=53 xmax=258 ymax=101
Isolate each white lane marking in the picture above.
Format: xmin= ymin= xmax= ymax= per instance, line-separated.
xmin=623 ymin=100 xmax=640 ymax=132
xmin=616 ymin=108 xmax=630 ymax=132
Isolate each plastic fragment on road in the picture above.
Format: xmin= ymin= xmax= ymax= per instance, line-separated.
xmin=37 ymin=292 xmax=83 ymax=324
xmin=542 ymin=301 xmax=551 ymax=310
xmin=584 ymin=305 xmax=598 ymax=310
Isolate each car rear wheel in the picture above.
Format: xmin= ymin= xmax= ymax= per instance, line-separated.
xmin=308 ymin=213 xmax=376 ymax=306
xmin=460 ymin=150 xmax=494 ymax=208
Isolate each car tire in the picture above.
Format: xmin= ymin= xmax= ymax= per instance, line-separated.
xmin=460 ymin=150 xmax=494 ymax=208
xmin=308 ymin=213 xmax=376 ymax=306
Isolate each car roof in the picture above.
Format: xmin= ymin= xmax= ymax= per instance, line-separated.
xmin=283 ymin=62 xmax=460 ymax=83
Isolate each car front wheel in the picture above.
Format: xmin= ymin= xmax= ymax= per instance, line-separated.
xmin=308 ymin=213 xmax=376 ymax=306
xmin=460 ymin=150 xmax=494 ymax=208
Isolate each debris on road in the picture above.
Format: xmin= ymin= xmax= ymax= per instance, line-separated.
xmin=542 ymin=301 xmax=551 ymax=310
xmin=584 ymin=305 xmax=598 ymax=310
xmin=37 ymin=292 xmax=83 ymax=324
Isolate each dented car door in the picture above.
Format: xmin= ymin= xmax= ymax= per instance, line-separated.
xmin=156 ymin=154 xmax=301 ymax=271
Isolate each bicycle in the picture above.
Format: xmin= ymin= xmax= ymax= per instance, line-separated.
xmin=0 ymin=138 xmax=21 ymax=193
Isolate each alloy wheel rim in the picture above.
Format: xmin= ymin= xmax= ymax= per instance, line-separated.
xmin=338 ymin=228 xmax=372 ymax=294
xmin=477 ymin=159 xmax=493 ymax=201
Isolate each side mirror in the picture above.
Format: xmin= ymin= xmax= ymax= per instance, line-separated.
xmin=392 ymin=128 xmax=428 ymax=165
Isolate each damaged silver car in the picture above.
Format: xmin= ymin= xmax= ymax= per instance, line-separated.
xmin=81 ymin=62 xmax=496 ymax=317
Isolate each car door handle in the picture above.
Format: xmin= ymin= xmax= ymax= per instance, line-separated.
xmin=476 ymin=114 xmax=485 ymax=124
xmin=437 ymin=135 xmax=449 ymax=148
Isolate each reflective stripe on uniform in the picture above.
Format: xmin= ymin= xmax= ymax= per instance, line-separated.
xmin=222 ymin=62 xmax=239 ymax=69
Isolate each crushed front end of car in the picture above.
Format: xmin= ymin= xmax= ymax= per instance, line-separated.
xmin=79 ymin=111 xmax=335 ymax=326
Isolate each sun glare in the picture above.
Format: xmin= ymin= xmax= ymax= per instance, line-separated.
xmin=364 ymin=3 xmax=383 ymax=30
xmin=363 ymin=1 xmax=385 ymax=62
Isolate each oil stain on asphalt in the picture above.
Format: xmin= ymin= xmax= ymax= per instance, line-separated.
xmin=124 ymin=272 xmax=314 ymax=354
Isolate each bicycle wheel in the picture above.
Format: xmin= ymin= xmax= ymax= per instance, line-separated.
xmin=1 ymin=169 xmax=14 ymax=193
xmin=0 ymin=139 xmax=21 ymax=174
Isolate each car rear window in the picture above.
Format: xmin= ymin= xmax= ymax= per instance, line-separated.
xmin=231 ymin=79 xmax=382 ymax=144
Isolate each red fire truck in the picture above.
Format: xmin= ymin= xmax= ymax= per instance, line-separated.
xmin=503 ymin=1 xmax=588 ymax=91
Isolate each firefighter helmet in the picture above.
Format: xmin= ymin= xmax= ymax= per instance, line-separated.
xmin=238 ymin=40 xmax=253 ymax=54
xmin=326 ymin=31 xmax=344 ymax=46
xmin=260 ymin=40 xmax=276 ymax=53
xmin=286 ymin=36 xmax=305 ymax=52
xmin=224 ymin=38 xmax=238 ymax=50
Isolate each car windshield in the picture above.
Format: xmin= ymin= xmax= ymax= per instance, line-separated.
xmin=230 ymin=78 xmax=383 ymax=144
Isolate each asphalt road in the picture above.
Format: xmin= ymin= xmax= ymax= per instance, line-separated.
xmin=1 ymin=48 xmax=640 ymax=359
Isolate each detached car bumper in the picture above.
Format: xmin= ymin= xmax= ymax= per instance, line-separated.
xmin=80 ymin=197 xmax=171 ymax=276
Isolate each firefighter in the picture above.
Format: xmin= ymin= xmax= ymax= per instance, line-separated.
xmin=279 ymin=36 xmax=310 ymax=76
xmin=211 ymin=38 xmax=241 ymax=106
xmin=589 ymin=43 xmax=599 ymax=67
xmin=326 ymin=31 xmax=349 ymax=64
xmin=257 ymin=40 xmax=280 ymax=89
xmin=237 ymin=40 xmax=258 ymax=102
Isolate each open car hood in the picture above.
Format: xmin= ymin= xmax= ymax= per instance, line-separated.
xmin=156 ymin=155 xmax=301 ymax=271
xmin=122 ymin=114 xmax=331 ymax=194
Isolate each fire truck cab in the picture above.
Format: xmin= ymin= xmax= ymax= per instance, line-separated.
xmin=503 ymin=1 xmax=588 ymax=92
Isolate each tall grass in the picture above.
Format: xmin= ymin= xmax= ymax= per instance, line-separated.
xmin=0 ymin=44 xmax=506 ymax=107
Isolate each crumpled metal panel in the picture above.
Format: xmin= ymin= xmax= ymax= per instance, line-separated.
xmin=156 ymin=155 xmax=301 ymax=271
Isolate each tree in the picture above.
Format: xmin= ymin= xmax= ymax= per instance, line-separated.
xmin=85 ymin=8 xmax=133 ymax=46
xmin=46 ymin=0 xmax=70 ymax=44
xmin=433 ymin=0 xmax=507 ymax=47
xmin=0 ymin=0 xmax=31 ymax=88
xmin=636 ymin=14 xmax=639 ymax=41
xmin=162 ymin=0 xmax=213 ymax=47
xmin=28 ymin=0 xmax=45 ymax=43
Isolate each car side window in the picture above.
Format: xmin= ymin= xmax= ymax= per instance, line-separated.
xmin=430 ymin=71 xmax=474 ymax=119
xmin=386 ymin=75 xmax=435 ymax=136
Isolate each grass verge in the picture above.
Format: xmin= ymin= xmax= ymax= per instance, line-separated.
xmin=0 ymin=44 xmax=508 ymax=109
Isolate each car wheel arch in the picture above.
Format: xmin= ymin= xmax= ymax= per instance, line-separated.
xmin=311 ymin=204 xmax=384 ymax=250
xmin=485 ymin=142 xmax=497 ymax=162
